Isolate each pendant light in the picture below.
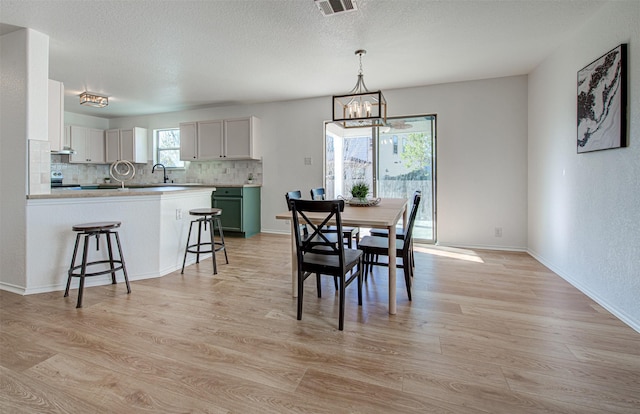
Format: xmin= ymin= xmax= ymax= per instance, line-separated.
xmin=332 ymin=49 xmax=387 ymax=128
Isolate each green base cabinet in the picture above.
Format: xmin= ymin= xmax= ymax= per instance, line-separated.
xmin=211 ymin=186 xmax=261 ymax=238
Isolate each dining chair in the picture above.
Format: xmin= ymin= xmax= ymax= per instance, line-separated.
xmin=369 ymin=190 xmax=421 ymax=268
xmin=358 ymin=192 xmax=421 ymax=301
xmin=286 ymin=190 xmax=339 ymax=291
xmin=310 ymin=187 xmax=360 ymax=248
xmin=290 ymin=198 xmax=363 ymax=331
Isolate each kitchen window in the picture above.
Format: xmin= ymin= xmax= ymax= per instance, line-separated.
xmin=155 ymin=128 xmax=184 ymax=168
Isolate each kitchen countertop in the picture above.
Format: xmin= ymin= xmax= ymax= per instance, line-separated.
xmin=27 ymin=184 xmax=217 ymax=200
xmin=27 ymin=183 xmax=262 ymax=200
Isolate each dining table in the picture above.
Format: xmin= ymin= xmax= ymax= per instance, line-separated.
xmin=275 ymin=197 xmax=409 ymax=315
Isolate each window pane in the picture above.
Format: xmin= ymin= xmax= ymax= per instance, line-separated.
xmin=155 ymin=128 xmax=183 ymax=168
xmin=158 ymin=149 xmax=183 ymax=168
xmin=158 ymin=129 xmax=180 ymax=148
xmin=325 ymin=116 xmax=436 ymax=243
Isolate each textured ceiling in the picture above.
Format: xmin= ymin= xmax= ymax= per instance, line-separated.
xmin=1 ymin=0 xmax=606 ymax=118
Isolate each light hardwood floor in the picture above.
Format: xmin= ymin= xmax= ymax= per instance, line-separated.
xmin=1 ymin=233 xmax=639 ymax=413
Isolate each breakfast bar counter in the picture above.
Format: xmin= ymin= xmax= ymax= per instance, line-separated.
xmin=27 ymin=184 xmax=217 ymax=199
xmin=18 ymin=186 xmax=217 ymax=295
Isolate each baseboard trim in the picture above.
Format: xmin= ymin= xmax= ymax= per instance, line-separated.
xmin=528 ymin=248 xmax=640 ymax=334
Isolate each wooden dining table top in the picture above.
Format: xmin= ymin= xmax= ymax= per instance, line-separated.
xmin=275 ymin=197 xmax=409 ymax=228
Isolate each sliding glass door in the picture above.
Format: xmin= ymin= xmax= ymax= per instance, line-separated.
xmin=324 ymin=115 xmax=436 ymax=243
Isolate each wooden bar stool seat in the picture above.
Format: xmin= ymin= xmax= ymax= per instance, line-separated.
xmin=181 ymin=208 xmax=228 ymax=275
xmin=64 ymin=221 xmax=131 ymax=308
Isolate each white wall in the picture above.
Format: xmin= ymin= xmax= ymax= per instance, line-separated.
xmin=528 ymin=1 xmax=640 ymax=331
xmin=0 ymin=28 xmax=49 ymax=289
xmin=388 ymin=77 xmax=528 ymax=249
xmin=104 ymin=76 xmax=529 ymax=251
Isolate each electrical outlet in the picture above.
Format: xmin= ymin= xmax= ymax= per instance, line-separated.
xmin=304 ymin=157 xmax=312 ymax=165
xmin=176 ymin=208 xmax=182 ymax=220
xmin=494 ymin=227 xmax=503 ymax=237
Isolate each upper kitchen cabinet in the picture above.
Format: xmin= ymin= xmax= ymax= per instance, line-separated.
xmin=179 ymin=116 xmax=260 ymax=161
xmin=69 ymin=126 xmax=105 ymax=164
xmin=106 ymin=127 xmax=148 ymax=163
xmin=48 ymin=79 xmax=68 ymax=152
xmin=180 ymin=120 xmax=223 ymax=161
xmin=224 ymin=116 xmax=261 ymax=159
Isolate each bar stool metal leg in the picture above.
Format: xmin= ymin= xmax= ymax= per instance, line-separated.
xmin=215 ymin=216 xmax=229 ymax=264
xmin=209 ymin=216 xmax=218 ymax=275
xmin=76 ymin=232 xmax=91 ymax=308
xmin=181 ymin=220 xmax=195 ymax=274
xmin=113 ymin=231 xmax=131 ymax=293
xmin=65 ymin=233 xmax=82 ymax=298
xmin=105 ymin=231 xmax=117 ymax=284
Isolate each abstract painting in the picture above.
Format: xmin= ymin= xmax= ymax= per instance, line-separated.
xmin=577 ymin=44 xmax=627 ymax=153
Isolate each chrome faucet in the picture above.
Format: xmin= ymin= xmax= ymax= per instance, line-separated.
xmin=152 ymin=163 xmax=168 ymax=183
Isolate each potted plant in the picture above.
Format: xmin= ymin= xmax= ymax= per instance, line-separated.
xmin=247 ymin=173 xmax=254 ymax=184
xmin=350 ymin=181 xmax=369 ymax=202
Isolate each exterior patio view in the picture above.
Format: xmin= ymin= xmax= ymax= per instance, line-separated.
xmin=325 ymin=116 xmax=435 ymax=242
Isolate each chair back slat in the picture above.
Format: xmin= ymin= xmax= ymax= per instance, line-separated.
xmin=310 ymin=187 xmax=326 ymax=200
xmin=290 ymin=199 xmax=346 ymax=266
xmin=404 ymin=193 xmax=422 ymax=245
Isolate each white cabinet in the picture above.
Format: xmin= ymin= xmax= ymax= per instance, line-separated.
xmin=48 ymin=79 xmax=66 ymax=152
xmin=179 ymin=116 xmax=260 ymax=161
xmin=105 ymin=127 xmax=148 ymax=163
xmin=224 ymin=116 xmax=260 ymax=159
xmin=69 ymin=126 xmax=105 ymax=164
xmin=179 ymin=120 xmax=223 ymax=161
xmin=179 ymin=122 xmax=198 ymax=160
xmin=198 ymin=120 xmax=224 ymax=160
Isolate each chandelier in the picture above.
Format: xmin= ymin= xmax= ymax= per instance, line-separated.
xmin=79 ymin=92 xmax=108 ymax=108
xmin=332 ymin=49 xmax=387 ymax=128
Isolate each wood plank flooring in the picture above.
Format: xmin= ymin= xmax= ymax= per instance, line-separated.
xmin=1 ymin=234 xmax=638 ymax=413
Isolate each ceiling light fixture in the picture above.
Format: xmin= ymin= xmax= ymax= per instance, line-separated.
xmin=79 ymin=92 xmax=108 ymax=108
xmin=332 ymin=49 xmax=387 ymax=129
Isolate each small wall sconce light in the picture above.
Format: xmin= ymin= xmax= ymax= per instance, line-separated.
xmin=79 ymin=92 xmax=108 ymax=108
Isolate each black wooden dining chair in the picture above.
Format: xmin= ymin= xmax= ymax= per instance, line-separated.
xmin=358 ymin=193 xmax=421 ymax=301
xmin=369 ymin=190 xmax=421 ymax=269
xmin=310 ymin=187 xmax=360 ymax=248
xmin=286 ymin=190 xmax=340 ymax=291
xmin=290 ymin=199 xmax=363 ymax=330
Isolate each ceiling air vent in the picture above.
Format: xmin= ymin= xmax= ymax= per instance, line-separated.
xmin=314 ymin=0 xmax=358 ymax=16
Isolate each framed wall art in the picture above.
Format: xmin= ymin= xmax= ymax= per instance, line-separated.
xmin=577 ymin=43 xmax=627 ymax=153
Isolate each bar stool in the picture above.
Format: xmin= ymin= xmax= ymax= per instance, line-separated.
xmin=64 ymin=221 xmax=131 ymax=308
xmin=181 ymin=208 xmax=228 ymax=275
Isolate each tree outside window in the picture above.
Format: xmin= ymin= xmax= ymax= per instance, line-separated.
xmin=156 ymin=128 xmax=184 ymax=168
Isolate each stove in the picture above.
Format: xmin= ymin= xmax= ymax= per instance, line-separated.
xmin=51 ymin=171 xmax=80 ymax=188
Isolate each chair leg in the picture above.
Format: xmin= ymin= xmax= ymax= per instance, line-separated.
xmin=297 ymin=271 xmax=304 ymax=321
xmin=333 ymin=276 xmax=338 ymax=290
xmin=316 ymin=273 xmax=322 ymax=298
xmin=215 ymin=216 xmax=229 ymax=264
xmin=181 ymin=220 xmax=194 ymax=274
xmin=357 ymin=258 xmax=363 ymax=306
xmin=338 ymin=275 xmax=345 ymax=331
xmin=113 ymin=231 xmax=131 ymax=294
xmin=362 ymin=252 xmax=369 ymax=281
xmin=105 ymin=231 xmax=117 ymax=284
xmin=76 ymin=234 xmax=91 ymax=308
xmin=195 ymin=219 xmax=203 ymax=264
xmin=209 ymin=216 xmax=218 ymax=275
xmin=403 ymin=253 xmax=412 ymax=301
xmin=65 ymin=233 xmax=81 ymax=298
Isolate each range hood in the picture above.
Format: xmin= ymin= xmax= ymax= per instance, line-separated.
xmin=51 ymin=146 xmax=76 ymax=155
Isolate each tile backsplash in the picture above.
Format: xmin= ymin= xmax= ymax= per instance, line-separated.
xmin=50 ymin=156 xmax=262 ymax=186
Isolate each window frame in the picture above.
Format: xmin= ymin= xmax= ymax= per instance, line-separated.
xmin=155 ymin=128 xmax=184 ymax=169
